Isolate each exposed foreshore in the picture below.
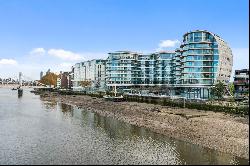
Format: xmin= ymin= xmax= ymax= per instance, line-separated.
xmin=39 ymin=91 xmax=249 ymax=159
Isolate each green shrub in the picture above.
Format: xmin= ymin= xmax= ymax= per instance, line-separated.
xmin=123 ymin=96 xmax=249 ymax=116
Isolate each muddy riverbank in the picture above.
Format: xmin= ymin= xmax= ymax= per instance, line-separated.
xmin=40 ymin=92 xmax=249 ymax=159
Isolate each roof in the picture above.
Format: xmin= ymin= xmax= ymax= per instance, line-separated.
xmin=108 ymin=51 xmax=140 ymax=54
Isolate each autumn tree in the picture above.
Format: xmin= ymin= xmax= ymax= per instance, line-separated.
xmin=79 ymin=80 xmax=92 ymax=87
xmin=39 ymin=72 xmax=58 ymax=87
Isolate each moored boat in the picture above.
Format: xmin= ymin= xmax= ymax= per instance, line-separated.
xmin=103 ymin=83 xmax=124 ymax=102
xmin=18 ymin=88 xmax=23 ymax=97
xmin=103 ymin=95 xmax=124 ymax=102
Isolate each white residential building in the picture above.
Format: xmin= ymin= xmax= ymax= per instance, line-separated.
xmin=72 ymin=59 xmax=106 ymax=91
xmin=56 ymin=77 xmax=61 ymax=88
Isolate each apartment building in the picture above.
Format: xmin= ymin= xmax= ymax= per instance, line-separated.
xmin=72 ymin=59 xmax=106 ymax=91
xmin=72 ymin=30 xmax=233 ymax=99
xmin=234 ymin=69 xmax=249 ymax=97
xmin=57 ymin=72 xmax=72 ymax=89
xmin=106 ymin=51 xmax=139 ymax=89
xmin=175 ymin=30 xmax=233 ymax=99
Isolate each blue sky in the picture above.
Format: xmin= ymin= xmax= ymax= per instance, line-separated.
xmin=0 ymin=0 xmax=249 ymax=80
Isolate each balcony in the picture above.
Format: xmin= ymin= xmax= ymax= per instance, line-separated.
xmin=234 ymin=75 xmax=249 ymax=79
xmin=235 ymin=89 xmax=249 ymax=93
xmin=234 ymin=81 xmax=249 ymax=85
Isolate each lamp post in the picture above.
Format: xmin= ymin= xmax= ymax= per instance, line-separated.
xmin=183 ymin=97 xmax=186 ymax=108
xmin=179 ymin=96 xmax=186 ymax=108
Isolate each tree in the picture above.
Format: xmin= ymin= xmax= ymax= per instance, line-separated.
xmin=228 ymin=83 xmax=235 ymax=96
xmin=39 ymin=72 xmax=58 ymax=86
xmin=95 ymin=80 xmax=101 ymax=88
xmin=210 ymin=81 xmax=226 ymax=100
xmin=79 ymin=80 xmax=92 ymax=87
xmin=160 ymin=85 xmax=170 ymax=95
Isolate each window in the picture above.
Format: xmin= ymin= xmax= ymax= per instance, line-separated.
xmin=214 ymin=49 xmax=219 ymax=54
xmin=214 ymin=55 xmax=219 ymax=60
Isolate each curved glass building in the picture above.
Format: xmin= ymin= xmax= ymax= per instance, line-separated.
xmin=176 ymin=30 xmax=233 ymax=98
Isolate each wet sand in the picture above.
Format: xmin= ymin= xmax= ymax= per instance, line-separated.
xmin=41 ymin=93 xmax=249 ymax=159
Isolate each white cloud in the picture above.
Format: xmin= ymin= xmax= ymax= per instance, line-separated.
xmin=30 ymin=47 xmax=46 ymax=56
xmin=48 ymin=49 xmax=85 ymax=61
xmin=0 ymin=49 xmax=105 ymax=79
xmin=158 ymin=39 xmax=181 ymax=48
xmin=29 ymin=48 xmax=106 ymax=61
xmin=0 ymin=59 xmax=18 ymax=65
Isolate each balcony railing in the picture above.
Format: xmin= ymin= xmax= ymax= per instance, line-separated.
xmin=234 ymin=75 xmax=249 ymax=79
xmin=234 ymin=81 xmax=249 ymax=85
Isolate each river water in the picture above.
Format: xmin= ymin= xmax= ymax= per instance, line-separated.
xmin=0 ymin=88 xmax=248 ymax=165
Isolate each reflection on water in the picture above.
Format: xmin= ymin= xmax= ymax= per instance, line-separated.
xmin=45 ymin=101 xmax=248 ymax=165
xmin=0 ymin=88 xmax=248 ymax=165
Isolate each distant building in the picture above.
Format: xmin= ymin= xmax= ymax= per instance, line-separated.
xmin=56 ymin=77 xmax=61 ymax=88
xmin=57 ymin=72 xmax=72 ymax=89
xmin=46 ymin=69 xmax=51 ymax=75
xmin=234 ymin=69 xmax=249 ymax=97
xmin=40 ymin=71 xmax=43 ymax=80
xmin=72 ymin=59 xmax=106 ymax=91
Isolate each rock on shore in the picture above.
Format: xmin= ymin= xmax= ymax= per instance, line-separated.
xmin=41 ymin=93 xmax=249 ymax=159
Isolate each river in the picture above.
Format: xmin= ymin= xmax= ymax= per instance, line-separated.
xmin=0 ymin=88 xmax=248 ymax=165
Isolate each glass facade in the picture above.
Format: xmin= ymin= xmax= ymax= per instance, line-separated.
xmin=137 ymin=54 xmax=156 ymax=85
xmin=180 ymin=31 xmax=220 ymax=86
xmin=73 ymin=30 xmax=233 ymax=99
xmin=106 ymin=51 xmax=176 ymax=87
xmin=106 ymin=51 xmax=138 ymax=86
xmin=155 ymin=52 xmax=175 ymax=85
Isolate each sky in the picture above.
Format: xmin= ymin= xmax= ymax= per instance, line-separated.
xmin=0 ymin=0 xmax=249 ymax=80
